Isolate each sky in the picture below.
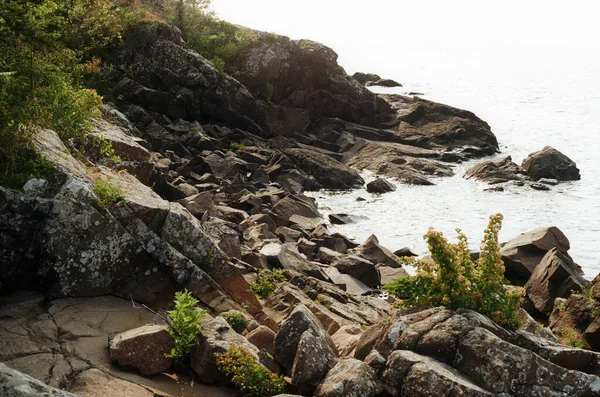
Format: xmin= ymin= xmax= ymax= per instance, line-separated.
xmin=212 ymin=0 xmax=600 ymax=52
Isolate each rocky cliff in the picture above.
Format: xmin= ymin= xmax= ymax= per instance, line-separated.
xmin=0 ymin=21 xmax=597 ymax=397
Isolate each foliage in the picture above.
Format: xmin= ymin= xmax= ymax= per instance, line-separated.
xmin=91 ymin=136 xmax=121 ymax=164
xmin=167 ymin=2 xmax=259 ymax=67
xmin=0 ymin=154 xmax=54 ymax=189
xmin=166 ymin=289 xmax=206 ymax=360
xmin=265 ymin=83 xmax=274 ymax=104
xmin=384 ymin=214 xmax=521 ymax=329
xmin=93 ymin=178 xmax=124 ymax=208
xmin=199 ymin=249 xmax=216 ymax=270
xmin=221 ymin=311 xmax=247 ymax=333
xmin=228 ymin=142 xmax=248 ymax=152
xmin=215 ymin=345 xmax=286 ymax=396
xmin=250 ymin=269 xmax=286 ymax=299
xmin=315 ymin=294 xmax=332 ymax=309
xmin=559 ymin=327 xmax=589 ymax=349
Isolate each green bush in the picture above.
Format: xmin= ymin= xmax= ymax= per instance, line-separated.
xmin=250 ymin=269 xmax=286 ymax=299
xmin=93 ymin=178 xmax=125 ymax=208
xmin=315 ymin=294 xmax=332 ymax=309
xmin=384 ymin=214 xmax=521 ymax=329
xmin=90 ymin=136 xmax=121 ymax=164
xmin=221 ymin=311 xmax=247 ymax=333
xmin=215 ymin=345 xmax=286 ymax=396
xmin=228 ymin=142 xmax=248 ymax=152
xmin=166 ymin=289 xmax=206 ymax=360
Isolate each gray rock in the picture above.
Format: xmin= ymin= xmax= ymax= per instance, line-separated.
xmin=315 ymin=358 xmax=381 ymax=397
xmin=366 ymin=177 xmax=397 ymax=193
xmin=0 ymin=363 xmax=80 ymax=396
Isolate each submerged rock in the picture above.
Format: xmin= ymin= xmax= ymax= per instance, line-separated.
xmin=464 ymin=155 xmax=528 ymax=184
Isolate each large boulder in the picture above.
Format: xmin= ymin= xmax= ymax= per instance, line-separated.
xmin=332 ymin=255 xmax=380 ymax=288
xmin=500 ymin=226 xmax=572 ymax=284
xmin=522 ymin=146 xmax=581 ymax=181
xmin=271 ymin=194 xmax=320 ymax=226
xmin=315 ymin=358 xmax=382 ymax=397
xmin=109 ymin=325 xmax=174 ymax=375
xmin=464 ymin=155 xmax=528 ymax=184
xmin=350 ymin=234 xmax=401 ymax=268
xmin=281 ymin=148 xmax=364 ymax=190
xmin=524 ymin=248 xmax=589 ymax=315
xmin=273 ymin=304 xmax=338 ymax=374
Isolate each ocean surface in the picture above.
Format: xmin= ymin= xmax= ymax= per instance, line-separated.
xmin=305 ymin=48 xmax=600 ymax=278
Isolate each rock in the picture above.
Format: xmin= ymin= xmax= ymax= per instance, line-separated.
xmin=332 ymin=255 xmax=380 ymax=288
xmin=378 ymin=266 xmax=409 ymax=285
xmin=317 ymin=247 xmax=342 ymax=264
xmin=539 ymin=178 xmax=559 ymax=185
xmin=366 ymin=177 xmax=397 ymax=193
xmin=289 ymin=214 xmax=323 ymax=231
xmin=241 ymin=213 xmax=278 ymax=233
xmin=69 ymin=369 xmax=155 ymax=397
xmin=276 ymin=226 xmax=303 ymax=243
xmin=464 ymin=155 xmax=527 ymax=184
xmin=324 ymin=267 xmax=372 ymax=296
xmin=0 ymin=363 xmax=79 ymax=397
xmin=23 ymin=178 xmax=49 ymax=194
xmin=393 ymin=247 xmax=417 ymax=257
xmin=291 ymin=330 xmax=336 ymax=394
xmin=522 ymin=146 xmax=580 ymax=181
xmin=331 ymin=325 xmax=364 ymax=356
xmin=90 ymin=120 xmax=151 ymax=162
xmin=524 ymin=248 xmax=589 ymax=315
xmin=271 ymin=194 xmax=320 ymax=227
xmin=315 ymin=358 xmax=381 ymax=397
xmin=456 ymin=327 xmax=600 ymax=396
xmin=500 ymin=226 xmax=572 ymax=283
xmin=328 ymin=213 xmax=367 ymax=225
xmin=277 ymin=243 xmax=329 ymax=281
xmin=281 ymin=148 xmax=364 ymax=190
xmin=274 ymin=304 xmax=338 ymax=374
xmin=352 ymin=72 xmax=381 ymax=85
xmin=116 ymin=23 xmax=269 ymax=136
xmin=245 ymin=325 xmax=276 ymax=355
xmin=351 ymin=234 xmax=401 ymax=268
xmin=366 ymin=78 xmax=402 ymax=87
xmin=382 ymin=350 xmax=491 ymax=397
xmin=176 ymin=191 xmax=215 ymax=218
xmin=109 ymin=325 xmax=174 ymax=375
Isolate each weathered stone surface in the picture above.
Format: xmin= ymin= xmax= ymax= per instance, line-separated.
xmin=350 ymin=234 xmax=401 ymax=268
xmin=315 ymin=358 xmax=381 ymax=397
xmin=382 ymin=350 xmax=491 ymax=397
xmin=522 ymin=146 xmax=581 ymax=181
xmin=366 ymin=177 xmax=397 ymax=193
xmin=90 ymin=120 xmax=151 ymax=162
xmin=464 ymin=155 xmax=527 ymax=184
xmin=331 ymin=325 xmax=364 ymax=356
xmin=291 ymin=330 xmax=336 ymax=394
xmin=332 ymin=255 xmax=380 ymax=288
xmin=500 ymin=226 xmax=572 ymax=283
xmin=245 ymin=325 xmax=276 ymax=355
xmin=176 ymin=191 xmax=215 ymax=218
xmin=0 ymin=363 xmax=79 ymax=397
xmin=378 ymin=266 xmax=409 ymax=285
xmin=271 ymin=194 xmax=320 ymax=226
xmin=274 ymin=304 xmax=338 ymax=374
xmin=109 ymin=325 xmax=174 ymax=375
xmin=69 ymin=369 xmax=154 ymax=397
xmin=282 ymin=148 xmax=364 ymax=190
xmin=524 ymin=248 xmax=589 ymax=315
xmin=456 ymin=327 xmax=600 ymax=396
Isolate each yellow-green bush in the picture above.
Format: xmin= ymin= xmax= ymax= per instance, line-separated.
xmin=384 ymin=214 xmax=521 ymax=329
xmin=215 ymin=345 xmax=286 ymax=396
xmin=166 ymin=289 xmax=206 ymax=360
xmin=93 ymin=178 xmax=124 ymax=208
xmin=250 ymin=269 xmax=286 ymax=299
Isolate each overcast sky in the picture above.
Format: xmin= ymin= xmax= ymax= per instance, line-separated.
xmin=212 ymin=0 xmax=600 ymax=51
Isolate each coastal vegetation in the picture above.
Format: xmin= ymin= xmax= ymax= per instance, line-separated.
xmin=166 ymin=289 xmax=206 ymax=360
xmin=384 ymin=214 xmax=522 ymax=329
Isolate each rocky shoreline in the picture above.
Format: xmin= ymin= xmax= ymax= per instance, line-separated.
xmin=1 ymin=21 xmax=597 ymax=397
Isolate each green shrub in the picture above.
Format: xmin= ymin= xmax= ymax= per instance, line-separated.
xmin=91 ymin=136 xmax=121 ymax=164
xmin=384 ymin=214 xmax=521 ymax=329
xmin=211 ymin=56 xmax=226 ymax=78
xmin=166 ymin=289 xmax=206 ymax=360
xmin=228 ymin=142 xmax=248 ymax=152
xmin=221 ymin=311 xmax=247 ymax=333
xmin=250 ymin=269 xmax=286 ymax=299
xmin=315 ymin=294 xmax=332 ymax=309
xmin=199 ymin=249 xmax=216 ymax=270
xmin=215 ymin=345 xmax=286 ymax=396
xmin=93 ymin=178 xmax=124 ymax=208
